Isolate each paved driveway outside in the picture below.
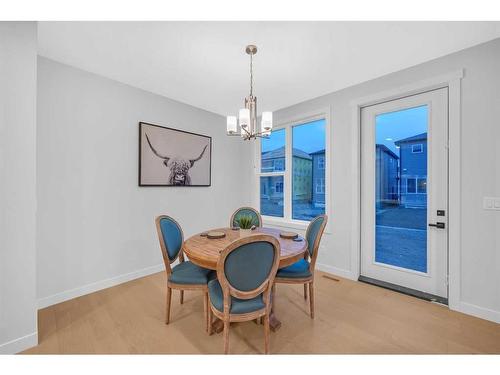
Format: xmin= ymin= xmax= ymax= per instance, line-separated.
xmin=376 ymin=206 xmax=427 ymax=230
xmin=375 ymin=226 xmax=427 ymax=272
xmin=375 ymin=207 xmax=427 ymax=273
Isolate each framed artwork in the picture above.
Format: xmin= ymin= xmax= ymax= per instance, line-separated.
xmin=139 ymin=122 xmax=212 ymax=186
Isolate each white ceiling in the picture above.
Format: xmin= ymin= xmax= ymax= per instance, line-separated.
xmin=38 ymin=22 xmax=500 ymax=116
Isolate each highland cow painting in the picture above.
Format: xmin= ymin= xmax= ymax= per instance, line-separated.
xmin=139 ymin=122 xmax=211 ymax=186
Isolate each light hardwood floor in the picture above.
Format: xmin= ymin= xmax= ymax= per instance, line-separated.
xmin=23 ymin=271 xmax=500 ymax=354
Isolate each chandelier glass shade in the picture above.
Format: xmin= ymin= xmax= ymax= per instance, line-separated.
xmin=226 ymin=45 xmax=273 ymax=140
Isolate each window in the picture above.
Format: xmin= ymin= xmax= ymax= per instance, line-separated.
xmin=406 ymin=178 xmax=417 ymax=193
xmin=315 ymin=178 xmax=325 ymax=194
xmin=318 ymin=156 xmax=325 ymax=169
xmin=412 ymin=144 xmax=423 ymax=153
xmin=275 ymin=181 xmax=284 ymax=193
xmin=417 ymin=178 xmax=427 ymax=194
xmin=405 ymin=177 xmax=427 ymax=194
xmin=258 ymin=117 xmax=327 ymax=223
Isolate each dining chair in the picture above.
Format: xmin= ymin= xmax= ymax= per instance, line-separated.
xmin=207 ymin=234 xmax=280 ymax=354
xmin=274 ymin=214 xmax=328 ymax=319
xmin=155 ymin=215 xmax=213 ymax=332
xmin=230 ymin=206 xmax=263 ymax=228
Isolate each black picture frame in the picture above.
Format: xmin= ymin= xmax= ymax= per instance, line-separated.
xmin=138 ymin=122 xmax=212 ymax=187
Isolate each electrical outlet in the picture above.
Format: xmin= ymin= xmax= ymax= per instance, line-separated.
xmin=483 ymin=197 xmax=500 ymax=210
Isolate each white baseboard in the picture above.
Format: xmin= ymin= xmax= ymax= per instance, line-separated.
xmin=0 ymin=332 xmax=38 ymax=354
xmin=456 ymin=301 xmax=500 ymax=324
xmin=316 ymin=263 xmax=500 ymax=325
xmin=316 ymin=262 xmax=357 ymax=281
xmin=37 ymin=263 xmax=164 ymax=309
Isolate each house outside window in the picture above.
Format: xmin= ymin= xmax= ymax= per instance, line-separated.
xmin=258 ymin=116 xmax=328 ymax=222
xmin=375 ymin=144 xmax=399 ymax=208
xmin=259 ymin=129 xmax=286 ymax=217
xmin=274 ymin=159 xmax=285 ymax=171
xmin=395 ymin=132 xmax=428 ymax=208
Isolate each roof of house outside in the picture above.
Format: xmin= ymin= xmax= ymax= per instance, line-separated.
xmin=309 ymin=149 xmax=325 ymax=156
xmin=394 ymin=132 xmax=427 ymax=145
xmin=262 ymin=146 xmax=312 ymax=160
xmin=376 ymin=144 xmax=399 ymax=160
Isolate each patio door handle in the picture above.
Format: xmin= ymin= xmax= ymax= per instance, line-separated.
xmin=428 ymin=222 xmax=445 ymax=229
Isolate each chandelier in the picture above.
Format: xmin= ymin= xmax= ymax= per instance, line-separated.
xmin=226 ymin=45 xmax=273 ymax=140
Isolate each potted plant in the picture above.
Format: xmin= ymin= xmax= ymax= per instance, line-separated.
xmin=236 ymin=214 xmax=255 ymax=237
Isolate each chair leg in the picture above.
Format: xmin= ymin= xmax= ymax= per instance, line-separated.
xmin=203 ymin=292 xmax=208 ymax=333
xmin=263 ymin=314 xmax=270 ymax=354
xmin=207 ymin=306 xmax=213 ymax=335
xmin=223 ymin=320 xmax=230 ymax=354
xmin=309 ymin=281 xmax=315 ymax=319
xmin=303 ymin=283 xmax=308 ymax=300
xmin=271 ymin=284 xmax=276 ymax=313
xmin=180 ymin=290 xmax=184 ymax=304
xmin=165 ymin=286 xmax=172 ymax=324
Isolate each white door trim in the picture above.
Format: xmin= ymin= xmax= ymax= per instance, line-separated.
xmin=360 ymin=88 xmax=448 ymax=298
xmin=350 ymin=69 xmax=463 ymax=310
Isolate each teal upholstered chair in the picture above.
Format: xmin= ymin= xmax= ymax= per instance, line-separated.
xmin=207 ymin=234 xmax=280 ymax=354
xmin=230 ymin=207 xmax=262 ymax=228
xmin=275 ymin=214 xmax=328 ymax=319
xmin=155 ymin=215 xmax=213 ymax=332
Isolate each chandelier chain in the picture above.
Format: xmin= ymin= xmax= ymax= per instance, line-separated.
xmin=250 ymin=52 xmax=253 ymax=97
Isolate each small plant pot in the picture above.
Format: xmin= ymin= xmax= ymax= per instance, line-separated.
xmin=239 ymin=228 xmax=252 ymax=237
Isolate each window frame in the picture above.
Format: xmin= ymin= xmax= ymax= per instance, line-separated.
xmin=417 ymin=177 xmax=427 ymax=194
xmin=315 ymin=178 xmax=325 ymax=194
xmin=318 ymin=156 xmax=325 ymax=170
xmin=411 ymin=143 xmax=423 ymax=153
xmin=255 ymin=109 xmax=331 ymax=231
xmin=405 ymin=176 xmax=427 ymax=195
xmin=406 ymin=177 xmax=417 ymax=194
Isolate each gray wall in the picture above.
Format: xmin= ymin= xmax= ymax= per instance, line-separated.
xmin=257 ymin=38 xmax=500 ymax=322
xmin=0 ymin=22 xmax=38 ymax=353
xmin=36 ymin=57 xmax=253 ymax=307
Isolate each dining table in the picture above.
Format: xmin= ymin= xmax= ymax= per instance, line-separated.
xmin=183 ymin=226 xmax=308 ymax=333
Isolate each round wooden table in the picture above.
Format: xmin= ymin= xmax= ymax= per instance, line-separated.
xmin=184 ymin=227 xmax=308 ymax=332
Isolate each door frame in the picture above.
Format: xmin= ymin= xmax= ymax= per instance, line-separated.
xmin=359 ymin=88 xmax=449 ymax=300
xmin=350 ymin=69 xmax=463 ymax=311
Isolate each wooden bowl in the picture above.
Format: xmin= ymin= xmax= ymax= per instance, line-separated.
xmin=207 ymin=231 xmax=226 ymax=239
xmin=279 ymin=231 xmax=298 ymax=239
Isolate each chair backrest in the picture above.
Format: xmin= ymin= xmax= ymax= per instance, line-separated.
xmin=155 ymin=215 xmax=184 ymax=273
xmin=217 ymin=235 xmax=280 ymax=308
xmin=230 ymin=207 xmax=263 ymax=228
xmin=305 ymin=214 xmax=328 ymax=270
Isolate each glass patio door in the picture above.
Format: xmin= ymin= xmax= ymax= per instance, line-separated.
xmin=360 ymin=88 xmax=448 ymax=301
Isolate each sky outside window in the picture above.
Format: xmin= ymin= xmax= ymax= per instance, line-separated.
xmin=261 ymin=119 xmax=325 ymax=154
xmin=376 ymin=105 xmax=427 ymax=154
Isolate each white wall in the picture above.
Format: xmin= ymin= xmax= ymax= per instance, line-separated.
xmin=36 ymin=57 xmax=253 ymax=307
xmin=254 ymin=38 xmax=500 ymax=322
xmin=0 ymin=22 xmax=38 ymax=353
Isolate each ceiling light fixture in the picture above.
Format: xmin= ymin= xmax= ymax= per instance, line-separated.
xmin=226 ymin=45 xmax=272 ymax=140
